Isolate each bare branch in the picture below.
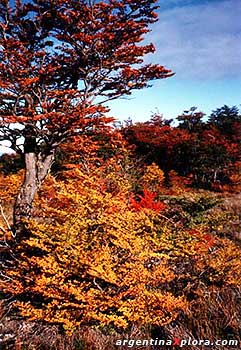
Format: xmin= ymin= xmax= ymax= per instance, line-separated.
xmin=0 ymin=201 xmax=15 ymax=237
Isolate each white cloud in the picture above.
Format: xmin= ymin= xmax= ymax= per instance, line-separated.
xmin=147 ymin=0 xmax=241 ymax=79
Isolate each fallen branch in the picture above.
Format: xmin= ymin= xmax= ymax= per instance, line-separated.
xmin=0 ymin=201 xmax=15 ymax=238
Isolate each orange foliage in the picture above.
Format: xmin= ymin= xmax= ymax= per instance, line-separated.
xmin=0 ymin=171 xmax=23 ymax=203
xmin=141 ymin=163 xmax=165 ymax=192
xmin=2 ymin=164 xmax=240 ymax=336
xmin=1 ymin=170 xmax=188 ymax=333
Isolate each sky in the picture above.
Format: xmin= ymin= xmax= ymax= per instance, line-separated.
xmin=108 ymin=0 xmax=241 ymax=122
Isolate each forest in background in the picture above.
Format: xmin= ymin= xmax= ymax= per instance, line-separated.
xmin=0 ymin=0 xmax=240 ymax=349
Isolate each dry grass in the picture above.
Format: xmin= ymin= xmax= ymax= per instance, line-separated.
xmin=218 ymin=193 xmax=241 ymax=241
xmin=1 ymin=285 xmax=240 ymax=350
xmin=0 ymin=314 xmax=151 ymax=350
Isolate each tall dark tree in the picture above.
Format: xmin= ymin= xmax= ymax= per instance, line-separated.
xmin=177 ymin=107 xmax=205 ymax=132
xmin=208 ymin=105 xmax=241 ymax=138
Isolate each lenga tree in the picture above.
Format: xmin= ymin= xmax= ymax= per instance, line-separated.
xmin=0 ymin=0 xmax=173 ymax=238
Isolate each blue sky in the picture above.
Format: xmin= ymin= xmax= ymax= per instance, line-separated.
xmin=108 ymin=0 xmax=241 ymax=122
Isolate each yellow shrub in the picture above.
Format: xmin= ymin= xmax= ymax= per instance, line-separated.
xmin=3 ymin=170 xmax=188 ymax=333
xmin=141 ymin=163 xmax=165 ymax=192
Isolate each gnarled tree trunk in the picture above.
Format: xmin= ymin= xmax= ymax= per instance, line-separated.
xmin=13 ymin=150 xmax=55 ymax=240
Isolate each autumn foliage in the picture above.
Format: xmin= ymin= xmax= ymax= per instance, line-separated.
xmin=0 ymin=1 xmax=240 ymax=349
xmin=1 ymin=152 xmax=241 ymax=345
xmin=0 ymin=0 xmax=173 ymax=236
xmin=124 ymin=107 xmax=241 ymax=191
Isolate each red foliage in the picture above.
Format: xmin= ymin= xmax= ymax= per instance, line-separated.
xmin=126 ymin=124 xmax=190 ymax=152
xmin=188 ymin=229 xmax=215 ymax=249
xmin=130 ymin=188 xmax=166 ymax=212
xmin=0 ymin=0 xmax=175 ymax=228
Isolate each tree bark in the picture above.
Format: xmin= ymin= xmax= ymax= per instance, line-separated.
xmin=13 ymin=151 xmax=55 ymax=240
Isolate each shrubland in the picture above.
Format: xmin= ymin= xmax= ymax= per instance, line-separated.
xmin=0 ymin=115 xmax=240 ymax=348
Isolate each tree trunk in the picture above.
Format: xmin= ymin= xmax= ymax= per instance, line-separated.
xmin=13 ymin=151 xmax=55 ymax=240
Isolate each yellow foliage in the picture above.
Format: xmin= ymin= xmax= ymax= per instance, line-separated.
xmin=2 ymin=169 xmax=190 ymax=332
xmin=141 ymin=163 xmax=165 ymax=192
xmin=2 ymin=167 xmax=240 ymax=335
xmin=0 ymin=171 xmax=23 ymax=239
xmin=197 ymin=238 xmax=241 ymax=285
xmin=0 ymin=171 xmax=23 ymax=202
